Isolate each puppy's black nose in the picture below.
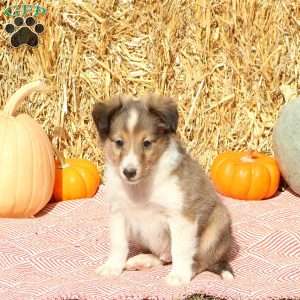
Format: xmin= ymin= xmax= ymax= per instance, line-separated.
xmin=123 ymin=168 xmax=137 ymax=179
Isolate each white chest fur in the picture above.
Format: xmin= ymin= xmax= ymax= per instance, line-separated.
xmin=122 ymin=201 xmax=170 ymax=256
xmin=104 ymin=140 xmax=184 ymax=257
xmin=104 ymin=170 xmax=182 ymax=256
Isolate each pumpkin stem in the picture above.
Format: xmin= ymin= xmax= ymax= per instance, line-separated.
xmin=52 ymin=126 xmax=69 ymax=169
xmin=241 ymin=150 xmax=257 ymax=163
xmin=249 ymin=150 xmax=257 ymax=158
xmin=3 ymin=80 xmax=48 ymax=116
xmin=52 ymin=146 xmax=69 ymax=169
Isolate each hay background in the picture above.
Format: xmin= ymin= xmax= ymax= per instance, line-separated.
xmin=0 ymin=0 xmax=299 ymax=174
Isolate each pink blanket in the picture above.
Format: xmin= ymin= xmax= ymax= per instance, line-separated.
xmin=1 ymin=187 xmax=300 ymax=300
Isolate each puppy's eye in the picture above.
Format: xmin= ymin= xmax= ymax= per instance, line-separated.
xmin=143 ymin=140 xmax=152 ymax=148
xmin=115 ymin=139 xmax=124 ymax=148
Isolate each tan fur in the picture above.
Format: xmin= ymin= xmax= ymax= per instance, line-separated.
xmin=170 ymin=140 xmax=232 ymax=276
xmin=196 ymin=202 xmax=232 ymax=272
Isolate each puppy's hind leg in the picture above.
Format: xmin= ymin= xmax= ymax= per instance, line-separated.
xmin=125 ymin=253 xmax=163 ymax=271
xmin=197 ymin=203 xmax=233 ymax=280
xmin=207 ymin=261 xmax=234 ymax=280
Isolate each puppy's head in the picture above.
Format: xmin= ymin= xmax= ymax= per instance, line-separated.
xmin=92 ymin=95 xmax=178 ymax=184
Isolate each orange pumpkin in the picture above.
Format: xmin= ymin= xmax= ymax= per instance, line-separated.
xmin=211 ymin=151 xmax=280 ymax=200
xmin=0 ymin=81 xmax=55 ymax=217
xmin=53 ymin=156 xmax=101 ymax=201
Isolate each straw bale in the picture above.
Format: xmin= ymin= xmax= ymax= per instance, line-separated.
xmin=0 ymin=0 xmax=299 ymax=173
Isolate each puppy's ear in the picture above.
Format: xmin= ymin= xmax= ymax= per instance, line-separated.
xmin=92 ymin=96 xmax=123 ymax=141
xmin=146 ymin=95 xmax=178 ymax=134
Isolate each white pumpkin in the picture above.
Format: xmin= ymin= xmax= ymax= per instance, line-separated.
xmin=273 ymin=97 xmax=300 ymax=195
xmin=0 ymin=81 xmax=55 ymax=217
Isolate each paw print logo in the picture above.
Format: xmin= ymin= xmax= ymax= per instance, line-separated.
xmin=4 ymin=16 xmax=44 ymax=48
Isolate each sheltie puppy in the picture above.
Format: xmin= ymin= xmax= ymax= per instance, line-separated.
xmin=92 ymin=95 xmax=233 ymax=285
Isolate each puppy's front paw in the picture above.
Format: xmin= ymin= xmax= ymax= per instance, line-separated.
xmin=96 ymin=261 xmax=123 ymax=277
xmin=165 ymin=270 xmax=192 ymax=286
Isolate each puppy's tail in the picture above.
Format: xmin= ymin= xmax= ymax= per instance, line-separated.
xmin=207 ymin=261 xmax=234 ymax=280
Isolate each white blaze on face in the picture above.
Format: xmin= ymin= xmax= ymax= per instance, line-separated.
xmin=120 ymin=108 xmax=140 ymax=181
xmin=127 ymin=108 xmax=139 ymax=133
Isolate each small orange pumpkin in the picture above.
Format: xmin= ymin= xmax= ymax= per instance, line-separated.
xmin=211 ymin=151 xmax=280 ymax=200
xmin=52 ymin=154 xmax=101 ymax=201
